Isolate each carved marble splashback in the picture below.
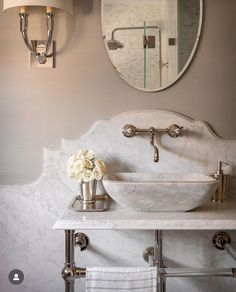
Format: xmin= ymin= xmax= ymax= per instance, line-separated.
xmin=62 ymin=110 xmax=236 ymax=197
xmin=0 ymin=110 xmax=235 ymax=292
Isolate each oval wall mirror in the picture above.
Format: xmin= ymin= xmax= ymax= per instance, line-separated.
xmin=101 ymin=0 xmax=203 ymax=92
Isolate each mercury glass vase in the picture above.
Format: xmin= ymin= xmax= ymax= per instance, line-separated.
xmin=80 ymin=180 xmax=97 ymax=209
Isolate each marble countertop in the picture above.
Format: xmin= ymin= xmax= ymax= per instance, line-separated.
xmin=53 ymin=200 xmax=236 ymax=231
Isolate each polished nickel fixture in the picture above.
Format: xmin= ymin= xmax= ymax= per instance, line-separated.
xmin=3 ymin=0 xmax=73 ymax=67
xmin=122 ymin=124 xmax=183 ymax=162
xmin=210 ymin=161 xmax=230 ymax=202
xmin=213 ymin=231 xmax=236 ymax=262
xmin=62 ymin=229 xmax=236 ymax=292
xmin=107 ymin=25 xmax=160 ymax=50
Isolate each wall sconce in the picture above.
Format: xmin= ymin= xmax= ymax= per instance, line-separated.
xmin=3 ymin=0 xmax=73 ymax=67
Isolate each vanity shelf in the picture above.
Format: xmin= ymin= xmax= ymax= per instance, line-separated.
xmin=53 ymin=200 xmax=236 ymax=231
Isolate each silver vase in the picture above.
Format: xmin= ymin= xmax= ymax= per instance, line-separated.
xmin=80 ymin=180 xmax=97 ymax=210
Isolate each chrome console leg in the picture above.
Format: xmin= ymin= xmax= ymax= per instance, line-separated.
xmin=65 ymin=280 xmax=74 ymax=292
xmin=62 ymin=230 xmax=75 ymax=292
xmin=62 ymin=230 xmax=88 ymax=291
xmin=154 ymin=230 xmax=166 ymax=292
xmin=143 ymin=231 xmax=166 ymax=291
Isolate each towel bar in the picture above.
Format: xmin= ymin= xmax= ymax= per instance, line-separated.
xmin=62 ymin=266 xmax=236 ymax=280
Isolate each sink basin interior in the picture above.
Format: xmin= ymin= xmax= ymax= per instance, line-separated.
xmin=107 ymin=172 xmax=215 ymax=183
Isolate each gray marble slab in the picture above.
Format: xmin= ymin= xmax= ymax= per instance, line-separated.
xmin=0 ymin=110 xmax=236 ymax=292
xmin=53 ymin=200 xmax=236 ymax=230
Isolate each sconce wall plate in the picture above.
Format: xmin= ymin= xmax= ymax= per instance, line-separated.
xmin=30 ymin=40 xmax=55 ymax=68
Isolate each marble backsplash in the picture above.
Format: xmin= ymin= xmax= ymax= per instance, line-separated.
xmin=0 ymin=110 xmax=236 ymax=292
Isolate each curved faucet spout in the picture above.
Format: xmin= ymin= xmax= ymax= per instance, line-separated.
xmin=149 ymin=127 xmax=159 ymax=163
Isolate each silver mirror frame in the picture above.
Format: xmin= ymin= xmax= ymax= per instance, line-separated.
xmin=101 ymin=0 xmax=204 ymax=92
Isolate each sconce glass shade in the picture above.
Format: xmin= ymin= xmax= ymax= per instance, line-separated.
xmin=3 ymin=0 xmax=73 ymax=14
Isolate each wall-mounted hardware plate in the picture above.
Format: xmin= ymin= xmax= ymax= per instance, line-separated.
xmin=213 ymin=231 xmax=231 ymax=250
xmin=30 ymin=40 xmax=55 ymax=69
xmin=168 ymin=38 xmax=176 ymax=46
xmin=143 ymin=36 xmax=156 ymax=48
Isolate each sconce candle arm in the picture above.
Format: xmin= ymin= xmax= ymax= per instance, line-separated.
xmin=19 ymin=13 xmax=37 ymax=56
xmin=44 ymin=12 xmax=54 ymax=56
xmin=19 ymin=11 xmax=54 ymax=64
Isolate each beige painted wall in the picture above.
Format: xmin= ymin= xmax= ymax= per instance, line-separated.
xmin=0 ymin=0 xmax=236 ymax=184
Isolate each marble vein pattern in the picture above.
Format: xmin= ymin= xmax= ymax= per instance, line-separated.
xmin=53 ymin=200 xmax=236 ymax=231
xmin=0 ymin=110 xmax=236 ymax=292
xmin=102 ymin=173 xmax=219 ymax=211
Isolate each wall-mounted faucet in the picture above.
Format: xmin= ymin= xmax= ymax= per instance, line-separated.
xmin=149 ymin=127 xmax=159 ymax=162
xmin=122 ymin=124 xmax=183 ymax=162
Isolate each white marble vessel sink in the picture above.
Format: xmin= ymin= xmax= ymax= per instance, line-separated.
xmin=103 ymin=173 xmax=219 ymax=212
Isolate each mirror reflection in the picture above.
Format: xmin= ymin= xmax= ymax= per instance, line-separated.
xmin=102 ymin=0 xmax=203 ymax=91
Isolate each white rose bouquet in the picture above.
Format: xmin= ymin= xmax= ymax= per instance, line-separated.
xmin=67 ymin=149 xmax=107 ymax=183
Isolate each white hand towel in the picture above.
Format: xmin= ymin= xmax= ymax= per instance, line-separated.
xmin=86 ymin=267 xmax=158 ymax=292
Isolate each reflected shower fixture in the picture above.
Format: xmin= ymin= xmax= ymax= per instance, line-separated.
xmin=107 ymin=25 xmax=160 ymax=50
xmin=3 ymin=0 xmax=73 ymax=67
xmin=107 ymin=39 xmax=124 ymax=50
